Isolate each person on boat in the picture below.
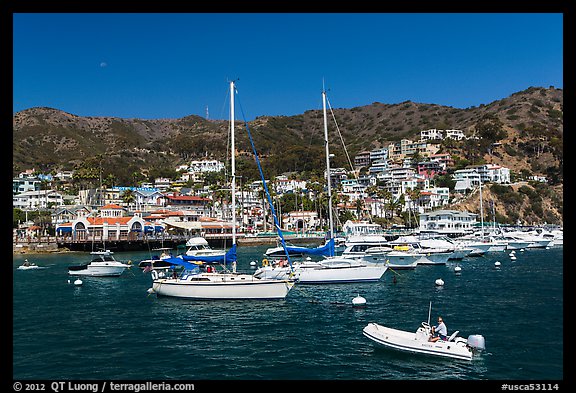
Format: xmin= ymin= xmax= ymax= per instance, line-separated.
xmin=429 ymin=316 xmax=448 ymax=342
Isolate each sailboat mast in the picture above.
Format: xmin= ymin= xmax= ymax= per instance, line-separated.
xmin=322 ymin=88 xmax=334 ymax=243
xmin=230 ymin=81 xmax=236 ymax=246
xmin=479 ymin=181 xmax=484 ymax=240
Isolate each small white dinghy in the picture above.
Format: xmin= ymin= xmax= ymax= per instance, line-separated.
xmin=17 ymin=260 xmax=43 ymax=270
xmin=363 ymin=303 xmax=485 ymax=361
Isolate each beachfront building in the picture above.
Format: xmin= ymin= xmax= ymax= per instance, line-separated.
xmin=282 ymin=211 xmax=320 ymax=232
xmin=418 ymin=209 xmax=478 ymax=236
xmin=55 ymin=214 xmax=148 ymax=241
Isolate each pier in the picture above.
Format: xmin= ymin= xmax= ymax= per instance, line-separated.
xmin=13 ymin=232 xmax=325 ymax=254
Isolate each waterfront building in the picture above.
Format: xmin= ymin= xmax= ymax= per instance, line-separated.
xmin=282 ymin=211 xmax=319 ymax=232
xmin=418 ymin=209 xmax=478 ymax=235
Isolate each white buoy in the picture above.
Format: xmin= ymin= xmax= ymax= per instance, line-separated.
xmin=454 ymin=266 xmax=462 ymax=273
xmin=509 ymin=251 xmax=516 ymax=256
xmin=510 ymin=255 xmax=517 ymax=260
xmin=435 ymin=278 xmax=444 ymax=286
xmin=249 ymin=261 xmax=257 ymax=266
xmin=495 ymin=261 xmax=501 ymax=268
xmin=67 ymin=279 xmax=71 ymax=284
xmin=352 ymin=294 xmax=366 ymax=307
xmin=74 ymin=279 xmax=83 ymax=286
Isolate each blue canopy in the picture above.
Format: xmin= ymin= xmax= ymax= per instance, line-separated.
xmin=285 ymin=238 xmax=335 ymax=257
xmin=180 ymin=244 xmax=237 ymax=264
xmin=161 ymin=256 xmax=199 ymax=270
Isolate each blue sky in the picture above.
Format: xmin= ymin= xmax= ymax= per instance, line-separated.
xmin=13 ymin=13 xmax=563 ymax=121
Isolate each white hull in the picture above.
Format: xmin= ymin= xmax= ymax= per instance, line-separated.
xmin=296 ymin=263 xmax=387 ymax=284
xmin=505 ymin=240 xmax=532 ymax=250
xmin=448 ymin=248 xmax=474 ymax=260
xmin=151 ymin=273 xmax=294 ymax=299
xmin=486 ymin=241 xmax=508 ymax=252
xmin=373 ymin=251 xmax=420 ymax=269
xmin=253 ymin=265 xmax=293 ymax=280
xmin=526 ymin=239 xmax=554 ymax=248
xmin=17 ymin=265 xmax=42 ymax=270
xmin=415 ymin=252 xmax=453 ymax=265
xmin=363 ymin=322 xmax=477 ymax=361
xmin=254 ymin=258 xmax=387 ymax=283
xmin=68 ymin=263 xmax=130 ymax=277
xmin=456 ymin=241 xmax=492 ymax=256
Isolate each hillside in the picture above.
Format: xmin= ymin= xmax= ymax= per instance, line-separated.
xmin=12 ymin=86 xmax=563 ymax=225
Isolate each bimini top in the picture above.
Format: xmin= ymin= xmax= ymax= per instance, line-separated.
xmin=185 ymin=237 xmax=210 ymax=247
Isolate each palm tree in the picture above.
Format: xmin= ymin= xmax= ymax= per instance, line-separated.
xmin=354 ymin=198 xmax=365 ymax=220
xmin=122 ymin=189 xmax=136 ymax=210
xmin=406 ymin=188 xmax=421 ymax=228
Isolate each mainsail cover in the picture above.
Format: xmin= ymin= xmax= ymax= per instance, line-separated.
xmin=284 ymin=238 xmax=335 ymax=257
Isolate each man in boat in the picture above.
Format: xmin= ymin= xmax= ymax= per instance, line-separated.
xmin=429 ymin=316 xmax=448 ymax=342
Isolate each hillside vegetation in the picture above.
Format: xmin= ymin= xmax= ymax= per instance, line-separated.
xmin=13 ymin=86 xmax=563 ymax=225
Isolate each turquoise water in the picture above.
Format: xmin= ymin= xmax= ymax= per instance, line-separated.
xmin=12 ymin=246 xmax=564 ymax=381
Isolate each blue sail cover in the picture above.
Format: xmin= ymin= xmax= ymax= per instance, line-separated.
xmin=285 ymin=238 xmax=335 ymax=257
xmin=161 ymin=257 xmax=200 ymax=271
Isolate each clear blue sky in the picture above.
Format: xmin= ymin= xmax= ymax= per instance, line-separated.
xmin=13 ymin=13 xmax=563 ymax=121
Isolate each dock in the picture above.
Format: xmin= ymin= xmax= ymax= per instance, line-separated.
xmin=13 ymin=233 xmax=325 ymax=254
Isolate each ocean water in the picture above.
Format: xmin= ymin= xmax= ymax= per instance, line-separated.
xmin=12 ymin=246 xmax=564 ymax=382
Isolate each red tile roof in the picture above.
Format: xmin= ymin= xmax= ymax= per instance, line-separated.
xmin=101 ymin=203 xmax=124 ymax=209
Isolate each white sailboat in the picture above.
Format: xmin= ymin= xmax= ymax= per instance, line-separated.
xmin=254 ymin=86 xmax=387 ymax=283
xmin=149 ymin=81 xmax=294 ymax=300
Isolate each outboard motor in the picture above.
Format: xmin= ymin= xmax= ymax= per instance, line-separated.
xmin=467 ymin=334 xmax=486 ymax=352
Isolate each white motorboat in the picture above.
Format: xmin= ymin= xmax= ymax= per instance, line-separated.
xmin=362 ymin=248 xmax=420 ymax=270
xmin=504 ymin=230 xmax=553 ymax=248
xmin=138 ymin=247 xmax=174 ymax=270
xmin=363 ymin=321 xmax=486 ymax=361
xmin=255 ymin=256 xmax=387 ymax=283
xmin=296 ymin=257 xmax=387 ymax=283
xmin=184 ymin=237 xmax=226 ymax=257
xmin=68 ymin=250 xmax=131 ymax=277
